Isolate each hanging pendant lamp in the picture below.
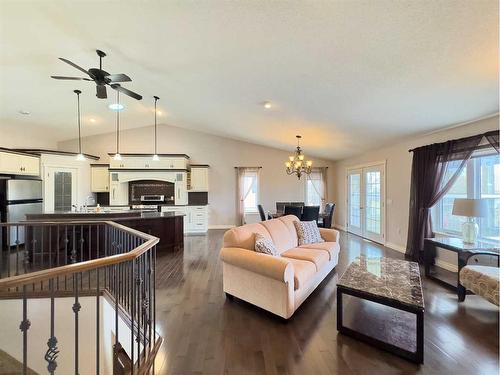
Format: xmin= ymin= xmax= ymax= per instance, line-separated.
xmin=285 ymin=135 xmax=312 ymax=180
xmin=152 ymin=96 xmax=160 ymax=161
xmin=74 ymin=90 xmax=85 ymax=161
xmin=113 ymin=90 xmax=122 ymax=160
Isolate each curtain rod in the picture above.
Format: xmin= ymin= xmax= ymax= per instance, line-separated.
xmin=408 ymin=130 xmax=499 ymax=152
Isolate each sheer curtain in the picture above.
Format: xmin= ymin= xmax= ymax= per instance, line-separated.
xmin=306 ymin=167 xmax=328 ymax=210
xmin=235 ymin=167 xmax=260 ymax=225
xmin=406 ymin=130 xmax=499 ymax=262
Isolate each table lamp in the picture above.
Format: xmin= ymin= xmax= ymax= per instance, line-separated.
xmin=452 ymin=198 xmax=487 ymax=243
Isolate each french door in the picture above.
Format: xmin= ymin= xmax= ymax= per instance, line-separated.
xmin=347 ymin=163 xmax=385 ymax=243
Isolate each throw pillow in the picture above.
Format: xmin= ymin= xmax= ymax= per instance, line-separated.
xmin=294 ymin=220 xmax=324 ymax=246
xmin=254 ymin=233 xmax=279 ymax=256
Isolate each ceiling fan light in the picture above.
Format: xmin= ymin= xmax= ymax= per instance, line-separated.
xmin=109 ymin=103 xmax=124 ymax=111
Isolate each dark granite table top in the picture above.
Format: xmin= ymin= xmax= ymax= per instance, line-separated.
xmin=425 ymin=236 xmax=500 ymax=254
xmin=338 ymin=256 xmax=424 ymax=310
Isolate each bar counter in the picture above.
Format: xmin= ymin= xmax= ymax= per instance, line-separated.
xmin=25 ymin=210 xmax=184 ymax=253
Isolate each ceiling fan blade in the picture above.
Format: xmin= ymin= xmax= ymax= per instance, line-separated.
xmin=110 ymin=84 xmax=142 ymax=100
xmin=106 ymin=73 xmax=132 ymax=83
xmin=59 ymin=58 xmax=93 ymax=78
xmin=51 ymin=75 xmax=92 ymax=81
xmin=96 ymin=85 xmax=107 ymax=99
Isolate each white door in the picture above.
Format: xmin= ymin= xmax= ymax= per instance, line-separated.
xmin=347 ymin=169 xmax=363 ymax=236
xmin=347 ymin=164 xmax=385 ymax=243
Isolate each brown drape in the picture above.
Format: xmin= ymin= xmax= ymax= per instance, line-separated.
xmin=406 ymin=130 xmax=499 ymax=262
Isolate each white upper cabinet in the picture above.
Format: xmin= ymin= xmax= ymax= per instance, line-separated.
xmin=0 ymin=150 xmax=40 ymax=176
xmin=109 ymin=154 xmax=188 ymax=170
xmin=91 ymin=165 xmax=110 ymax=192
xmin=189 ymin=166 xmax=209 ymax=191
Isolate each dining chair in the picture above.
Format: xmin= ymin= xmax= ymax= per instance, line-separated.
xmin=276 ymin=202 xmax=287 ymax=214
xmin=284 ymin=205 xmax=303 ymax=218
xmin=302 ymin=206 xmax=320 ymax=222
xmin=319 ymin=203 xmax=335 ymax=228
xmin=257 ymin=204 xmax=267 ymax=221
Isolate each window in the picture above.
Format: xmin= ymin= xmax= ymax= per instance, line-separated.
xmin=242 ymin=169 xmax=259 ymax=213
xmin=305 ymin=168 xmax=326 ymax=207
xmin=432 ymin=151 xmax=500 ymax=241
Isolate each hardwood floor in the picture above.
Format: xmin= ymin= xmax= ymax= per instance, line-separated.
xmin=152 ymin=230 xmax=499 ymax=375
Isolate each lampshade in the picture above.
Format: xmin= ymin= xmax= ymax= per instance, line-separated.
xmin=452 ymin=199 xmax=487 ymax=218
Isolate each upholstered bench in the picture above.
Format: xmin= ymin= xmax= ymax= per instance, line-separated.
xmin=459 ymin=265 xmax=500 ymax=306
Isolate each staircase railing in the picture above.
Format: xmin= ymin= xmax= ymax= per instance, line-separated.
xmin=0 ymin=221 xmax=161 ymax=375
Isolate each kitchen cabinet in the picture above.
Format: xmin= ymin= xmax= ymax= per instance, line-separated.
xmin=189 ymin=166 xmax=209 ymax=191
xmin=175 ymin=172 xmax=188 ymax=205
xmin=109 ymin=154 xmax=188 ymax=170
xmin=90 ymin=165 xmax=109 ymax=192
xmin=0 ymin=150 xmax=40 ymax=176
xmin=161 ymin=205 xmax=208 ymax=233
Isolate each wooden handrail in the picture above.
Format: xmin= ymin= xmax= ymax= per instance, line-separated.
xmin=0 ymin=220 xmax=159 ymax=290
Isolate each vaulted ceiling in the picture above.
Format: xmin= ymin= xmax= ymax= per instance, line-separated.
xmin=0 ymin=1 xmax=498 ymax=160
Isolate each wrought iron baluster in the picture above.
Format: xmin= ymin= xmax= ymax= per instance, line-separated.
xmin=56 ymin=225 xmax=60 ymax=290
xmin=88 ymin=226 xmax=92 ymax=290
xmin=73 ymin=272 xmax=81 ymax=375
xmin=45 ymin=278 xmax=59 ymax=374
xmin=131 ymin=258 xmax=136 ymax=375
xmin=79 ymin=225 xmax=84 ymax=290
xmin=7 ymin=227 xmax=11 ymax=278
xmin=113 ymin=263 xmax=119 ymax=370
xmin=148 ymin=247 xmax=153 ymax=356
xmin=15 ymin=225 xmax=20 ymax=279
xmin=40 ymin=226 xmax=44 ymax=290
xmin=136 ymin=254 xmax=142 ymax=366
xmin=71 ymin=226 xmax=77 ymax=264
xmin=96 ymin=266 xmax=100 ymax=375
xmin=20 ymin=285 xmax=30 ymax=375
xmin=64 ymin=226 xmax=69 ymax=290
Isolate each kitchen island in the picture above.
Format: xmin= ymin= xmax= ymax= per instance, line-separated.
xmin=25 ymin=210 xmax=184 ymax=253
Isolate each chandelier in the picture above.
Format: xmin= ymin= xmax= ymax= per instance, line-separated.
xmin=285 ymin=135 xmax=312 ymax=179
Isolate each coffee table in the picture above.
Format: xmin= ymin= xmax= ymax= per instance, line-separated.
xmin=337 ymin=256 xmax=425 ymax=364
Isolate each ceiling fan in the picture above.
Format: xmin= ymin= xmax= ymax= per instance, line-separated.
xmin=51 ymin=49 xmax=142 ymax=100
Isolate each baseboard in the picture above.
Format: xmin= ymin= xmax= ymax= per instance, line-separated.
xmin=208 ymin=224 xmax=235 ymax=230
xmin=333 ymin=224 xmax=346 ymax=231
xmin=385 ymin=242 xmax=406 ymax=254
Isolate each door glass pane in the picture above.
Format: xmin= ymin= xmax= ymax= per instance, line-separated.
xmin=349 ymin=173 xmax=361 ymax=228
xmin=54 ymin=172 xmax=72 ymax=211
xmin=365 ymin=171 xmax=381 ymax=234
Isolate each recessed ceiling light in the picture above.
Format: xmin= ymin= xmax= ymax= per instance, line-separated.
xmin=157 ymin=110 xmax=162 ymax=115
xmin=18 ymin=110 xmax=31 ymax=115
xmin=89 ymin=118 xmax=96 ymax=123
xmin=109 ymin=103 xmax=124 ymax=111
xmin=263 ymin=101 xmax=272 ymax=109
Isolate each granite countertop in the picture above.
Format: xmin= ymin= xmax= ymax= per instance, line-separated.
xmin=25 ymin=210 xmax=185 ymax=221
xmin=338 ymin=256 xmax=424 ymax=310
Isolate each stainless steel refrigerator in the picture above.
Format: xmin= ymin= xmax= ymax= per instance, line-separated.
xmin=0 ymin=178 xmax=43 ymax=247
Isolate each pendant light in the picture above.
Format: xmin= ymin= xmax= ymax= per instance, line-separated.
xmin=113 ymin=90 xmax=122 ymax=160
xmin=152 ymin=96 xmax=160 ymax=161
xmin=74 ymin=90 xmax=85 ymax=161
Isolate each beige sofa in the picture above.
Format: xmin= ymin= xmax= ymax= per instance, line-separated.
xmin=220 ymin=215 xmax=340 ymax=319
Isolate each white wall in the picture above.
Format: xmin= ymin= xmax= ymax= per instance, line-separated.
xmin=58 ymin=124 xmax=336 ymax=227
xmin=1 ymin=124 xmax=58 ymax=149
xmin=331 ymin=115 xmax=499 ymax=263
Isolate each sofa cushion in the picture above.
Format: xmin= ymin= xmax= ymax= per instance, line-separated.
xmin=254 ymin=233 xmax=279 ymax=256
xmin=286 ymin=258 xmax=317 ymax=290
xmin=277 ymin=215 xmax=300 ymax=246
xmin=223 ymin=223 xmax=271 ymax=250
xmin=281 ymin=248 xmax=329 ymax=271
xmin=293 ymin=220 xmax=324 ymax=246
xmin=261 ymin=218 xmax=298 ymax=254
xmin=299 ymin=242 xmax=340 ymax=261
